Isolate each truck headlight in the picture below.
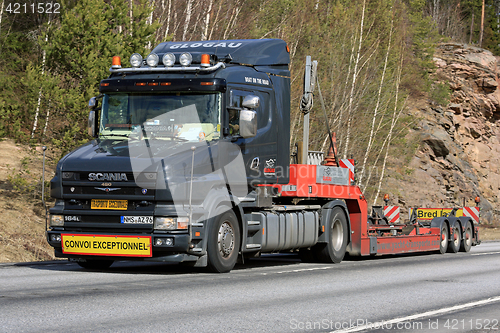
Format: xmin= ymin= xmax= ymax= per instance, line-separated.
xmin=49 ymin=215 xmax=64 ymax=226
xmin=154 ymin=217 xmax=189 ymax=230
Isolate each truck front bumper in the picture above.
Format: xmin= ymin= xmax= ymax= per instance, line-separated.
xmin=46 ymin=230 xmax=196 ymax=260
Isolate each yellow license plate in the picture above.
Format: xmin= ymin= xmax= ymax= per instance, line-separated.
xmin=91 ymin=199 xmax=128 ymax=210
xmin=61 ymin=234 xmax=152 ymax=257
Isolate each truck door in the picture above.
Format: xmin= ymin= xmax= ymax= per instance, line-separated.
xmin=227 ymin=88 xmax=279 ymax=185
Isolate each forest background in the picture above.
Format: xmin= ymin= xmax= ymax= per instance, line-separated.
xmin=0 ymin=0 xmax=499 ymax=206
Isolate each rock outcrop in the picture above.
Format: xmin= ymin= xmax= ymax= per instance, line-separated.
xmin=389 ymin=43 xmax=499 ymax=224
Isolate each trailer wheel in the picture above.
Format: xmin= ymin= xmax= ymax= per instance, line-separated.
xmin=76 ymin=259 xmax=114 ymax=270
xmin=207 ymin=208 xmax=240 ymax=273
xmin=314 ymin=207 xmax=348 ymax=263
xmin=448 ymin=224 xmax=461 ymax=253
xmin=439 ymin=224 xmax=449 ymax=254
xmin=460 ymin=222 xmax=473 ymax=252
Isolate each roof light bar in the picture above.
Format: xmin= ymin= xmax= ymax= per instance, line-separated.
xmin=110 ymin=62 xmax=225 ymax=73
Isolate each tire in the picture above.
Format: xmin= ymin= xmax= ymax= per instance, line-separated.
xmin=77 ymin=259 xmax=114 ymax=270
xmin=207 ymin=208 xmax=240 ymax=273
xmin=460 ymin=221 xmax=473 ymax=252
xmin=439 ymin=224 xmax=449 ymax=254
xmin=448 ymin=224 xmax=461 ymax=253
xmin=314 ymin=207 xmax=348 ymax=263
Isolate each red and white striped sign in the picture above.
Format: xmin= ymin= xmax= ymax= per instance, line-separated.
xmin=463 ymin=206 xmax=480 ymax=224
xmin=384 ymin=206 xmax=400 ymax=223
xmin=339 ymin=159 xmax=355 ymax=184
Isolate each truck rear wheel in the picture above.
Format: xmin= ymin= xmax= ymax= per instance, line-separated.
xmin=76 ymin=259 xmax=114 ymax=270
xmin=439 ymin=224 xmax=448 ymax=254
xmin=460 ymin=222 xmax=473 ymax=252
xmin=207 ymin=208 xmax=240 ymax=273
xmin=314 ymin=207 xmax=348 ymax=263
xmin=448 ymin=224 xmax=461 ymax=253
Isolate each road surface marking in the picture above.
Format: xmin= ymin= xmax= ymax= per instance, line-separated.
xmin=330 ymin=296 xmax=500 ymax=333
xmin=471 ymin=251 xmax=500 ymax=256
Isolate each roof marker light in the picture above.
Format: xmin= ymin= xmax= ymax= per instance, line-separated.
xmin=201 ymin=54 xmax=210 ymax=67
xmin=179 ymin=52 xmax=192 ymax=67
xmin=200 ymin=82 xmax=214 ymax=86
xmin=130 ymin=53 xmax=143 ymax=68
xmin=111 ymin=56 xmax=121 ymax=69
xmin=160 ymin=82 xmax=171 ymax=86
xmin=135 ymin=82 xmax=146 ymax=86
xmin=146 ymin=53 xmax=159 ymax=67
xmin=162 ymin=53 xmax=175 ymax=67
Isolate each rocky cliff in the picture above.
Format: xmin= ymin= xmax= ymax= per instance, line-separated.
xmin=385 ymin=42 xmax=500 ymax=224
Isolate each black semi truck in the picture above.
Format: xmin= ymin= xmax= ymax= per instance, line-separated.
xmin=46 ymin=39 xmax=480 ymax=272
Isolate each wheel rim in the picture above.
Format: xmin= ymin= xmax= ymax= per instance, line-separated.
xmin=465 ymin=227 xmax=472 ymax=247
xmin=440 ymin=227 xmax=448 ymax=248
xmin=218 ymin=221 xmax=235 ymax=258
xmin=331 ymin=219 xmax=344 ymax=252
xmin=452 ymin=226 xmax=460 ymax=248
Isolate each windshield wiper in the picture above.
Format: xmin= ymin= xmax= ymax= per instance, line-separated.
xmin=99 ymin=133 xmax=129 ymax=138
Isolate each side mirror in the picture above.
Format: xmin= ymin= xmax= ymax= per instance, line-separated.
xmin=88 ymin=97 xmax=98 ymax=109
xmin=88 ymin=110 xmax=97 ymax=137
xmin=241 ymin=95 xmax=260 ymax=109
xmin=239 ymin=109 xmax=257 ymax=138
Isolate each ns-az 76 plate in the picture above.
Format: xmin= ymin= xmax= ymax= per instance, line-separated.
xmin=120 ymin=216 xmax=153 ymax=224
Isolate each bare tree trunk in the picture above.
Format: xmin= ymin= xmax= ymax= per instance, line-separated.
xmin=373 ymin=51 xmax=404 ymax=206
xmin=42 ymin=99 xmax=51 ymax=136
xmin=202 ymin=0 xmax=214 ymax=41
xmin=359 ymin=13 xmax=393 ymax=188
xmin=209 ymin=0 xmax=224 ymax=40
xmin=223 ymin=5 xmax=241 ymax=39
xmin=147 ymin=0 xmax=155 ymax=49
xmin=0 ymin=0 xmax=5 ymax=36
xmin=129 ymin=0 xmax=133 ymax=36
xmin=31 ymin=17 xmax=51 ymax=139
xmin=182 ymin=0 xmax=193 ymax=40
xmin=344 ymin=0 xmax=366 ymax=159
xmin=479 ymin=0 xmax=485 ymax=47
xmin=433 ymin=0 xmax=439 ymax=23
xmin=470 ymin=12 xmax=474 ymax=44
xmin=163 ymin=0 xmax=172 ymax=41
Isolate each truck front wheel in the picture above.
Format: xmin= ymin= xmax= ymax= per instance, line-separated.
xmin=314 ymin=207 xmax=348 ymax=263
xmin=207 ymin=208 xmax=240 ymax=273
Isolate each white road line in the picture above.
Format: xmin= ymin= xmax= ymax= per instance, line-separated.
xmin=471 ymin=251 xmax=500 ymax=256
xmin=276 ymin=266 xmax=333 ymax=274
xmin=330 ymin=296 xmax=500 ymax=333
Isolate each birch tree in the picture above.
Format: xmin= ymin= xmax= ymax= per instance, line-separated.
xmin=373 ymin=48 xmax=405 ymax=206
xmin=182 ymin=0 xmax=193 ymax=40
xmin=358 ymin=11 xmax=394 ymax=187
xmin=344 ymin=0 xmax=366 ymax=159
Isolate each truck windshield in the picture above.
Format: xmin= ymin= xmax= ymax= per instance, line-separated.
xmin=99 ymin=92 xmax=221 ymax=142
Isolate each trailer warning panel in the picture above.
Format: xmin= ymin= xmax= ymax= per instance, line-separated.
xmin=409 ymin=208 xmax=469 ymax=220
xmin=61 ymin=234 xmax=152 ymax=257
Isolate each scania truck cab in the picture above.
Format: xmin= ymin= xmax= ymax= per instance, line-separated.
xmin=47 ymin=39 xmax=294 ymax=272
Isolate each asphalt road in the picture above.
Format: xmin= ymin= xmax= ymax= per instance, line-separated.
xmin=1 ymin=242 xmax=499 ymax=333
